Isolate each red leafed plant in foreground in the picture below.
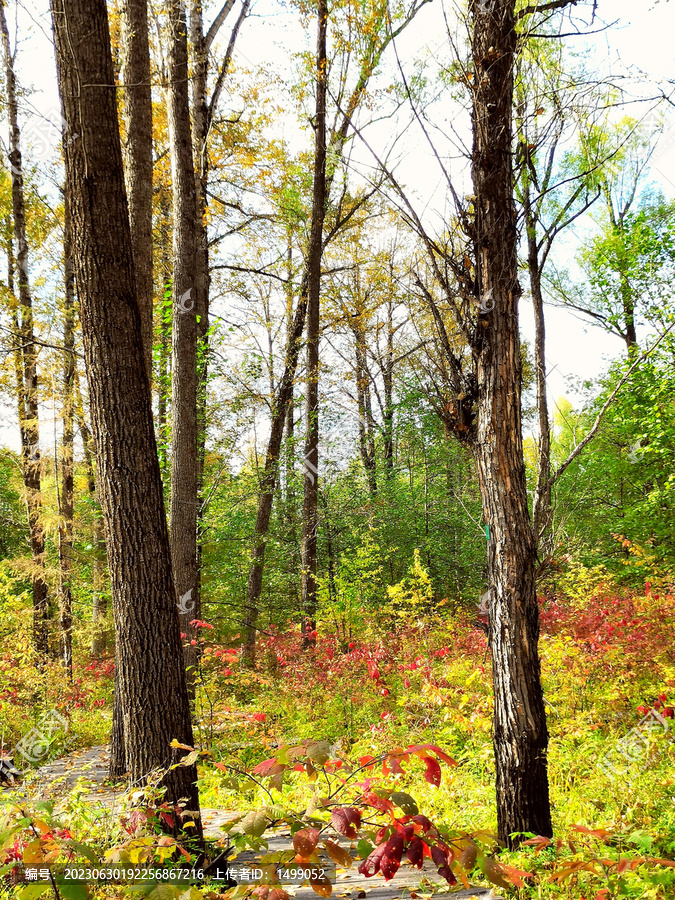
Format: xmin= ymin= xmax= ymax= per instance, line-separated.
xmin=205 ymin=739 xmax=533 ymax=895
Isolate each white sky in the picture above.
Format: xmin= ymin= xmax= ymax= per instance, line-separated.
xmin=1 ymin=0 xmax=674 ymax=452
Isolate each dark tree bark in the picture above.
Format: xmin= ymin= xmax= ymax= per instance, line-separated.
xmin=300 ymin=0 xmax=328 ymax=645
xmin=121 ymin=0 xmax=154 ymax=382
xmin=0 ymin=3 xmax=49 ymax=658
xmin=50 ymin=0 xmax=202 ymax=826
xmin=470 ymin=0 xmax=552 ymax=845
xmin=58 ymin=194 xmax=75 ymax=679
xmin=167 ymin=0 xmax=201 ymax=688
xmin=189 ymin=2 xmax=210 ymax=631
xmin=284 ymin=239 xmax=299 ymax=610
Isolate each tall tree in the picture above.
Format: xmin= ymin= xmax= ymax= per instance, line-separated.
xmin=513 ymin=47 xmax=600 ymax=548
xmin=50 ymin=0 xmax=202 ymax=824
xmin=167 ymin=0 xmax=201 ymax=687
xmin=300 ymin=0 xmax=328 ymax=644
xmin=190 ymin=0 xmax=251 ymax=632
xmin=110 ymin=0 xmax=155 ymax=773
xmin=241 ymin=0 xmax=429 ymax=665
xmin=0 ymin=0 xmax=49 ymax=658
xmin=375 ymin=0 xmax=561 ymax=845
xmin=120 ymin=0 xmax=154 ymax=381
xmin=58 ymin=194 xmax=76 ymax=678
xmin=469 ymin=0 xmax=552 ymax=844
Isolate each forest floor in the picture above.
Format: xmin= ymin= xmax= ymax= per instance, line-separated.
xmin=2 ymin=746 xmax=492 ymax=899
xmin=2 ymin=568 xmax=675 ymax=898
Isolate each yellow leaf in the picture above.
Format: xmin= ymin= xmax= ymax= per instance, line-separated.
xmin=310 ymin=874 xmax=333 ymax=897
xmin=324 ymin=840 xmax=353 ymax=868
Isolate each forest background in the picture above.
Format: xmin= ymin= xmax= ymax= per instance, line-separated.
xmin=0 ymin=0 xmax=674 ymax=898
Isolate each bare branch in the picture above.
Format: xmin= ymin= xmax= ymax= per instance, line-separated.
xmin=206 ymin=0 xmax=251 ymax=133
xmin=516 ymin=0 xmax=581 ymax=23
xmin=205 ymin=0 xmax=237 ymax=52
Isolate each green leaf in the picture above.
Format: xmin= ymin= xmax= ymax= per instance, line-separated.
xmin=18 ymin=887 xmax=51 ymax=900
xmin=390 ymin=791 xmax=419 ymax=815
xmin=241 ymin=809 xmax=268 ymax=837
xmin=356 ymin=839 xmax=373 ymax=859
xmin=34 ymin=802 xmax=55 ymax=815
xmin=58 ymin=884 xmax=90 ymax=900
xmin=69 ymin=841 xmax=100 ymax=866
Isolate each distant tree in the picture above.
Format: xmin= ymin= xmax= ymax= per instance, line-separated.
xmin=57 ymin=194 xmax=75 ymax=679
xmin=0 ymin=1 xmax=49 ymax=658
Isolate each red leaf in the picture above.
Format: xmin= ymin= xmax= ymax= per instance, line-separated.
xmin=423 ymin=757 xmax=442 ymax=787
xmin=363 ymin=791 xmax=394 ymax=813
xmin=253 ymin=758 xmax=285 ymax=777
xmin=388 ymin=755 xmax=405 ymax=775
xmin=358 ymin=843 xmax=387 ymax=877
xmin=407 ymin=744 xmax=456 ymax=766
xmin=430 ymin=844 xmax=456 ymax=885
xmin=428 ymin=745 xmax=456 ymax=766
xmin=159 ymin=811 xmax=175 ymax=829
xmin=406 ymin=837 xmax=425 ymax=869
xmin=331 ymin=807 xmax=361 ymax=839
xmin=293 ymin=828 xmax=320 ymax=860
xmin=411 ymin=815 xmax=432 ymax=833
xmin=380 ymin=833 xmax=404 ymax=880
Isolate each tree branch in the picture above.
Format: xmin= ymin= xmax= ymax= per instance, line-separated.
xmin=516 ymin=0 xmax=581 ymax=23
xmin=545 ymin=323 xmax=675 ymax=492
xmin=205 ymin=0 xmax=237 ymax=52
xmin=206 ymin=0 xmax=251 ymax=133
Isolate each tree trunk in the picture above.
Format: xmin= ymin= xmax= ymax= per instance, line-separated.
xmin=75 ymin=374 xmax=108 ymax=655
xmin=157 ymin=190 xmax=172 ymax=481
xmin=300 ymin=0 xmax=328 ymax=645
xmin=284 ymin=241 xmax=299 ymax=612
xmin=470 ymin=0 xmax=552 ymax=846
xmin=354 ymin=319 xmax=377 ymax=496
xmin=167 ymin=0 xmax=201 ymax=689
xmin=58 ymin=194 xmax=75 ymax=679
xmin=50 ymin=0 xmax=202 ymax=827
xmin=240 ymin=0 xmax=414 ymax=665
xmin=242 ymin=278 xmax=309 ymax=667
xmin=189 ymin=2 xmax=211 ymax=635
xmin=522 ymin=178 xmax=553 ymax=549
xmin=121 ymin=0 xmax=154 ymax=382
xmin=0 ymin=3 xmax=49 ymax=659
xmin=619 ymin=264 xmax=637 ymax=354
xmin=383 ymin=299 xmax=395 ymax=474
